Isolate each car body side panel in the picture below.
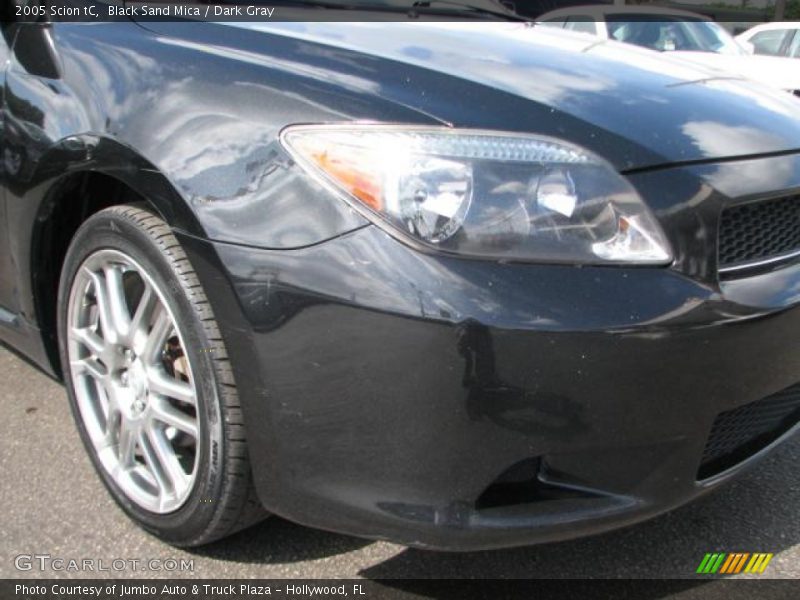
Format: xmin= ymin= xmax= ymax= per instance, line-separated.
xmin=3 ymin=21 xmax=425 ymax=361
xmin=0 ymin=25 xmax=16 ymax=313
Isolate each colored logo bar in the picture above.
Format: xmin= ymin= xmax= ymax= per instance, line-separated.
xmin=696 ymin=553 xmax=774 ymax=574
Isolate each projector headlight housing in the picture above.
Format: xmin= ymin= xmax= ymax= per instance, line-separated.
xmin=281 ymin=125 xmax=673 ymax=265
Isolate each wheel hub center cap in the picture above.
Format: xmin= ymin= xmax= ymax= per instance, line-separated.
xmin=126 ymin=358 xmax=149 ymax=411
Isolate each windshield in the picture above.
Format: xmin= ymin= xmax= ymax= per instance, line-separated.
xmin=607 ymin=17 xmax=747 ymax=55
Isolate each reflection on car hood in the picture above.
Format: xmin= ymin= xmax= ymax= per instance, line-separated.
xmin=669 ymin=51 xmax=800 ymax=93
xmin=248 ymin=22 xmax=800 ymax=170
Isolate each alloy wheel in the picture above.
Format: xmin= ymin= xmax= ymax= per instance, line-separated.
xmin=66 ymin=249 xmax=200 ymax=513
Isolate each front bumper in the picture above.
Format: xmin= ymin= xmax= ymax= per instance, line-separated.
xmin=178 ymin=156 xmax=800 ymax=551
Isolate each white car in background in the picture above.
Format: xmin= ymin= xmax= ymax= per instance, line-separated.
xmin=736 ymin=22 xmax=800 ymax=58
xmin=537 ymin=6 xmax=800 ymax=96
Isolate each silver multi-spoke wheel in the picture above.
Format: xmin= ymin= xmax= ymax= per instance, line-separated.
xmin=60 ymin=206 xmax=265 ymax=544
xmin=67 ymin=249 xmax=199 ymax=514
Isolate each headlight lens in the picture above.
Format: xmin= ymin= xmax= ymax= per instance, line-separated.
xmin=281 ymin=126 xmax=673 ymax=265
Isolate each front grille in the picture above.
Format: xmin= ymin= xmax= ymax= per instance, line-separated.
xmin=698 ymin=383 xmax=800 ymax=479
xmin=718 ymin=196 xmax=800 ymax=273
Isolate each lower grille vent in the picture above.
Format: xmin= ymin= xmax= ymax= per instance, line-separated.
xmin=698 ymin=383 xmax=800 ymax=479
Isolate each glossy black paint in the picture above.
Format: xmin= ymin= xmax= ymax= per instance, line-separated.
xmin=2 ymin=19 xmax=800 ymax=549
xmin=178 ymin=153 xmax=800 ymax=549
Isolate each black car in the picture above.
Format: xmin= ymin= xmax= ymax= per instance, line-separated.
xmin=2 ymin=9 xmax=800 ymax=551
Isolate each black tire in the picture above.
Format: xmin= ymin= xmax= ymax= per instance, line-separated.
xmin=57 ymin=205 xmax=266 ymax=546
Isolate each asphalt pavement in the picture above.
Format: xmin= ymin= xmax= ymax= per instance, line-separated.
xmin=1 ymin=345 xmax=798 ymax=582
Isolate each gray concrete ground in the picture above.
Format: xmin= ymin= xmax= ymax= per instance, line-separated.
xmin=0 ymin=346 xmax=798 ymax=580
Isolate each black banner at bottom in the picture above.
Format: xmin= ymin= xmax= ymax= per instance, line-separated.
xmin=3 ymin=579 xmax=800 ymax=600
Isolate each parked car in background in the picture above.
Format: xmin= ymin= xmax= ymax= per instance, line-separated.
xmin=537 ymin=6 xmax=800 ymax=95
xmin=736 ymin=21 xmax=800 ymax=58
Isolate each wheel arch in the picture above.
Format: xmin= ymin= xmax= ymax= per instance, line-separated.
xmin=29 ymin=135 xmax=207 ymax=379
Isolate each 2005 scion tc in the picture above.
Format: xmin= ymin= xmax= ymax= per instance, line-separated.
xmin=2 ymin=5 xmax=800 ymax=550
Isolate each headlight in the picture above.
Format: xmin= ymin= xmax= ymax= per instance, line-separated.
xmin=280 ymin=125 xmax=673 ymax=265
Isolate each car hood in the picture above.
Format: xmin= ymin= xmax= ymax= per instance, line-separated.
xmin=233 ymin=22 xmax=800 ymax=171
xmin=670 ymin=51 xmax=800 ymax=93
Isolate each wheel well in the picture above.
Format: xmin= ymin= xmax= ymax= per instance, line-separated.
xmin=34 ymin=171 xmax=160 ymax=378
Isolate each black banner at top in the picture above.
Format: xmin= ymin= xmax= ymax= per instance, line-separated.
xmin=2 ymin=1 xmax=797 ymax=23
